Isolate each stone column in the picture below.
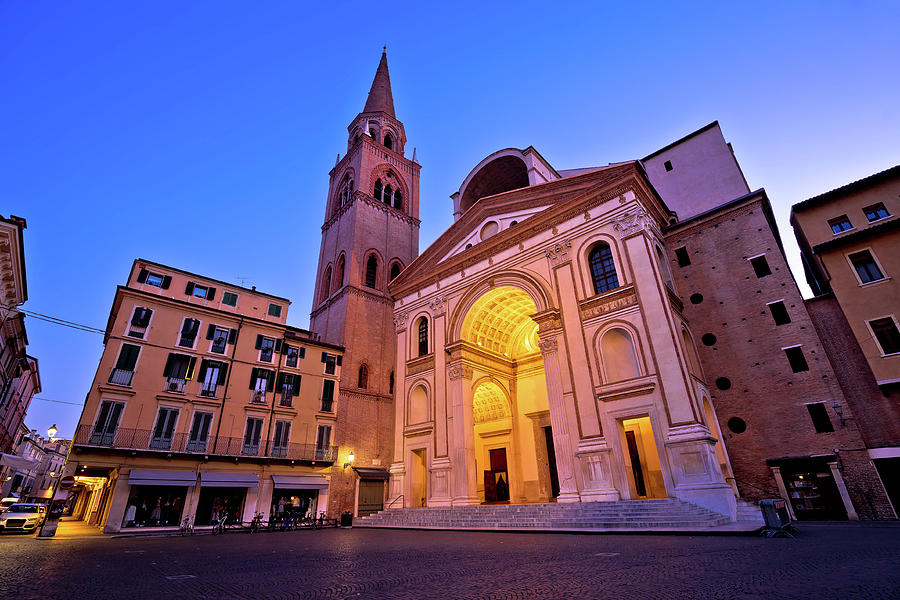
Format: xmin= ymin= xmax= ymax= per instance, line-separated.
xmin=449 ymin=362 xmax=479 ymax=505
xmin=537 ymin=335 xmax=580 ymax=502
xmin=102 ymin=470 xmax=129 ymax=533
xmin=392 ymin=311 xmax=409 ymax=465
xmin=430 ymin=296 xmax=449 ymax=459
xmin=769 ymin=466 xmax=797 ymax=521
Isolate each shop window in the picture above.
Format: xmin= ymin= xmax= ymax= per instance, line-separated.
xmin=121 ymin=485 xmax=187 ymax=528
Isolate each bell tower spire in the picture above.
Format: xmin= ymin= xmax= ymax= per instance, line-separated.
xmin=307 ymin=51 xmax=421 ymax=517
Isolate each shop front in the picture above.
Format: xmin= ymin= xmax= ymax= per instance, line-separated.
xmin=121 ymin=469 xmax=195 ymax=529
xmin=196 ymin=472 xmax=258 ymax=525
xmin=270 ymin=475 xmax=328 ymax=521
xmin=768 ymin=456 xmax=855 ymax=521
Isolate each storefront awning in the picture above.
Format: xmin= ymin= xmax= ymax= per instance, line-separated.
xmin=128 ymin=469 xmax=197 ymax=486
xmin=271 ymin=475 xmax=329 ymax=489
xmin=352 ymin=467 xmax=390 ymax=481
xmin=0 ymin=452 xmax=40 ymax=471
xmin=200 ymin=472 xmax=259 ymax=488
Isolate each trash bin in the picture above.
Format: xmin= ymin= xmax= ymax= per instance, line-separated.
xmin=340 ymin=511 xmax=353 ymax=528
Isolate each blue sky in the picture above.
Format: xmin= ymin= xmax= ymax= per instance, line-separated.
xmin=2 ymin=1 xmax=898 ymax=437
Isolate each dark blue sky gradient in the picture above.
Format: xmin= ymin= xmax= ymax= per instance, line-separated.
xmin=2 ymin=1 xmax=898 ymax=436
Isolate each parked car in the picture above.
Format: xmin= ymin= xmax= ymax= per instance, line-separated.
xmin=0 ymin=497 xmax=20 ymax=512
xmin=0 ymin=503 xmax=46 ymax=533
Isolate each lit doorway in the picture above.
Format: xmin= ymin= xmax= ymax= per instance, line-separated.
xmin=410 ymin=449 xmax=427 ymax=507
xmin=620 ymin=417 xmax=666 ymax=499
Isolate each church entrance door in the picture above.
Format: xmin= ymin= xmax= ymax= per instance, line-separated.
xmin=620 ymin=416 xmax=667 ymax=499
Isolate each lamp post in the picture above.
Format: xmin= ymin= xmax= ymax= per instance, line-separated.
xmin=37 ymin=425 xmax=67 ymax=538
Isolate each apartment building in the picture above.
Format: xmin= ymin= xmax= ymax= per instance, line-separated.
xmin=791 ymin=165 xmax=900 ymax=516
xmin=64 ymin=259 xmax=344 ymax=533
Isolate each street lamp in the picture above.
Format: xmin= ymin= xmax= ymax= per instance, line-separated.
xmin=344 ymin=451 xmax=355 ymax=469
xmin=47 ymin=424 xmax=58 ymax=439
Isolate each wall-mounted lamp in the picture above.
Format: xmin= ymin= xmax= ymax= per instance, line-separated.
xmin=832 ymin=401 xmax=845 ymax=426
xmin=47 ymin=424 xmax=58 ymax=439
xmin=344 ymin=451 xmax=355 ymax=469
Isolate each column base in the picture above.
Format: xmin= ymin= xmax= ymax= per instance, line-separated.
xmin=451 ymin=496 xmax=481 ymax=506
xmin=673 ymin=484 xmax=737 ymax=520
xmin=556 ymin=491 xmax=582 ymax=503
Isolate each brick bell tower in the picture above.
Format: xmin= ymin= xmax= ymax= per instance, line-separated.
xmin=309 ymin=50 xmax=420 ymax=516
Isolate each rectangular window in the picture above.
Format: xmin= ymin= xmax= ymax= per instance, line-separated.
xmin=315 ymin=424 xmax=332 ymax=459
xmin=222 ymin=291 xmax=238 ymax=307
xmin=198 ymin=359 xmax=227 ymax=397
xmin=268 ymin=303 xmax=282 ymax=318
xmin=749 ymin=255 xmax=772 ymax=278
xmin=249 ymin=368 xmax=273 ymax=403
xmin=187 ymin=412 xmax=213 ymax=452
xmin=243 ymin=417 xmax=263 ymax=455
xmin=849 ymin=250 xmax=885 ymax=284
xmin=321 ymin=379 xmax=335 ymax=412
xmin=207 ymin=325 xmax=231 ymax=354
xmin=864 ymin=202 xmax=890 ymax=222
xmin=806 ymin=403 xmax=834 ymax=433
xmin=257 ymin=335 xmax=276 ymax=362
xmin=276 ymin=373 xmax=299 ymax=407
xmin=162 ymin=353 xmax=196 ymax=393
xmin=137 ymin=269 xmax=171 ymax=289
xmin=285 ymin=345 xmax=299 ymax=367
xmin=664 ymin=160 xmax=673 ymax=172
xmin=150 ymin=407 xmax=179 ymax=450
xmin=109 ymin=344 xmax=140 ymax=386
xmin=767 ymin=301 xmax=791 ymax=326
xmin=674 ymin=246 xmax=690 ymax=267
xmin=870 ymin=317 xmax=900 ymax=355
xmin=185 ymin=281 xmax=216 ymax=301
xmin=178 ymin=318 xmax=201 ymax=348
xmin=272 ymin=421 xmax=291 ymax=457
xmin=91 ymin=400 xmax=124 ymax=445
xmin=828 ymin=215 xmax=853 ymax=234
xmin=324 ymin=353 xmax=337 ymax=375
xmin=784 ymin=346 xmax=809 ymax=373
xmin=128 ymin=307 xmax=153 ymax=338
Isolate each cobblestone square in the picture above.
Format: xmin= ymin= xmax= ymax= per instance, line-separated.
xmin=1 ymin=524 xmax=899 ymax=599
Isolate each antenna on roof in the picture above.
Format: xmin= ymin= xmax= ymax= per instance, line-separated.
xmin=236 ymin=276 xmax=251 ymax=288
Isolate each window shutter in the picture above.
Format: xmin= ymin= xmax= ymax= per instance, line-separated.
xmin=131 ymin=308 xmax=144 ymax=326
xmin=275 ymin=373 xmax=285 ymax=393
xmin=137 ymin=269 xmax=148 ymax=284
xmin=182 ymin=319 xmax=194 ymax=334
xmin=186 ymin=357 xmax=197 ymax=380
xmin=189 ymin=319 xmax=200 ymax=336
xmin=249 ymin=368 xmax=258 ymax=390
xmin=228 ymin=329 xmax=237 ymax=344
xmin=197 ymin=359 xmax=208 ymax=383
xmin=299 ymin=347 xmax=306 ymax=359
xmin=275 ymin=339 xmax=283 ymax=353
xmin=118 ymin=345 xmax=139 ymax=371
xmin=185 ymin=282 xmax=195 ymax=295
xmin=207 ymin=287 xmax=216 ymax=301
xmin=336 ymin=355 xmax=342 ymax=366
xmin=206 ymin=324 xmax=216 ymax=340
xmin=266 ymin=370 xmax=276 ymax=388
xmin=139 ymin=308 xmax=152 ymax=327
xmin=217 ymin=363 xmax=228 ymax=385
xmin=292 ymin=374 xmax=301 ymax=396
xmin=321 ymin=352 xmax=327 ymax=363
xmin=163 ymin=353 xmax=176 ymax=378
xmin=255 ymin=335 xmax=263 ymax=350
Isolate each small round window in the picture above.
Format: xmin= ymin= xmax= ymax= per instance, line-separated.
xmin=701 ymin=333 xmax=717 ymax=346
xmin=715 ymin=377 xmax=731 ymax=390
xmin=727 ymin=417 xmax=747 ymax=434
xmin=690 ymin=293 xmax=703 ymax=304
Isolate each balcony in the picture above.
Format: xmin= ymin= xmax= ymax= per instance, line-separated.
xmin=199 ymin=383 xmax=218 ymax=398
xmin=250 ymin=391 xmax=267 ymax=405
xmin=164 ymin=377 xmax=187 ymax=393
xmin=73 ymin=424 xmax=337 ymax=462
xmin=108 ymin=368 xmax=134 ymax=387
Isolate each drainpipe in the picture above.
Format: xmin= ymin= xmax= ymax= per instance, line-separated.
xmin=212 ymin=316 xmax=243 ymax=454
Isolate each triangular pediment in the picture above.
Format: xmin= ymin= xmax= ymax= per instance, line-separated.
xmin=439 ymin=205 xmax=552 ymax=263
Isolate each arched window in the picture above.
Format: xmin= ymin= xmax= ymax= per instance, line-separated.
xmin=384 ymin=133 xmax=393 ymax=150
xmin=417 ymin=317 xmax=429 ymax=357
xmin=390 ymin=262 xmax=401 ymax=281
xmin=600 ymin=328 xmax=641 ymax=382
xmin=393 ymin=190 xmax=402 ymax=211
xmin=335 ymin=255 xmax=345 ymax=291
xmin=383 ymin=185 xmax=393 ymax=205
xmin=589 ymin=243 xmax=620 ymax=294
xmin=358 ymin=364 xmax=368 ymax=389
xmin=321 ymin=266 xmax=332 ymax=302
xmin=365 ymin=255 xmax=378 ymax=288
xmin=354 ymin=133 xmax=360 ymax=145
xmin=374 ymin=179 xmax=383 ymax=202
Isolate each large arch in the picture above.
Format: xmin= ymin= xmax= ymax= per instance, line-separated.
xmin=459 ymin=154 xmax=529 ymax=214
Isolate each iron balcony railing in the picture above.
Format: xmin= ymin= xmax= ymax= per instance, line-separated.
xmin=73 ymin=424 xmax=337 ymax=462
xmin=279 ymin=389 xmax=293 ymax=408
xmin=108 ymin=368 xmax=134 ymax=386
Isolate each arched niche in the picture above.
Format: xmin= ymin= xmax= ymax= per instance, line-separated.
xmin=599 ymin=327 xmax=641 ymax=382
xmin=408 ymin=383 xmax=430 ymax=424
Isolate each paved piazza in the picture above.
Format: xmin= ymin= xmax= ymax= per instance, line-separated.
xmin=1 ymin=525 xmax=898 ymax=599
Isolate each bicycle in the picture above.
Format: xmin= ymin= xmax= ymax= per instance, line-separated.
xmin=249 ymin=512 xmax=264 ymax=533
xmin=211 ymin=512 xmax=227 ymax=535
xmin=179 ymin=515 xmax=194 ymax=536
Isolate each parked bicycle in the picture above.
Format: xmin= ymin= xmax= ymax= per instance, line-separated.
xmin=179 ymin=515 xmax=194 ymax=536
xmin=211 ymin=511 xmax=228 ymax=535
xmin=249 ymin=512 xmax=264 ymax=533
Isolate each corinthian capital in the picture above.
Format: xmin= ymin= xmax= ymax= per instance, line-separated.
xmin=538 ymin=337 xmax=558 ymax=355
xmin=393 ymin=311 xmax=409 ymax=333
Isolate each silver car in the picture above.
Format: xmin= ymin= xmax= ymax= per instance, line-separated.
xmin=0 ymin=503 xmax=46 ymax=533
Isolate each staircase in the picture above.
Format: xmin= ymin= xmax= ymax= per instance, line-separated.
xmin=356 ymin=498 xmax=757 ymax=533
